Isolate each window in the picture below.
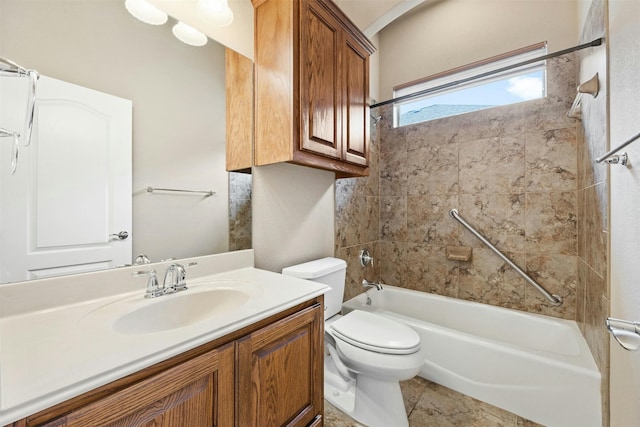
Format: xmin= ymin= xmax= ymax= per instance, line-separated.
xmin=393 ymin=43 xmax=547 ymax=127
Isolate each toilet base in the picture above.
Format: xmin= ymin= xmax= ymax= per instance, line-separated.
xmin=325 ymin=359 xmax=356 ymax=413
xmin=324 ymin=357 xmax=409 ymax=427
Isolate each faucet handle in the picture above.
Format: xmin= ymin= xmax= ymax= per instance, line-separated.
xmin=359 ymin=249 xmax=374 ymax=267
xmin=132 ymin=269 xmax=163 ymax=298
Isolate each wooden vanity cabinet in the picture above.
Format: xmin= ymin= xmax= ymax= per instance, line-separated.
xmin=253 ymin=0 xmax=375 ymax=178
xmin=39 ymin=344 xmax=235 ymax=427
xmin=10 ymin=298 xmax=324 ymax=427
xmin=237 ymin=302 xmax=323 ymax=426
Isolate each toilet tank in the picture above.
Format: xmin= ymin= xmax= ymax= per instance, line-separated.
xmin=282 ymin=257 xmax=347 ymax=320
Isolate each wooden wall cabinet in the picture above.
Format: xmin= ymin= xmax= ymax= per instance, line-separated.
xmin=226 ymin=48 xmax=254 ymax=173
xmin=9 ymin=299 xmax=324 ymax=427
xmin=253 ymin=0 xmax=375 ymax=178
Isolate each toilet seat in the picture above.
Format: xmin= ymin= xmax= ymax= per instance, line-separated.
xmin=329 ymin=310 xmax=420 ymax=355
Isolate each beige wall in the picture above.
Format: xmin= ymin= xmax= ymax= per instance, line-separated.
xmin=252 ymin=163 xmax=335 ymax=273
xmin=608 ymin=0 xmax=640 ymax=424
xmin=378 ymin=0 xmax=579 ymax=99
xmin=0 ymin=0 xmax=229 ymax=263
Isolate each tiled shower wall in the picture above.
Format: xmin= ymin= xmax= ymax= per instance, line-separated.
xmin=336 ymin=54 xmax=580 ymax=321
xmin=229 ymin=172 xmax=252 ymax=251
xmin=376 ymin=55 xmax=579 ymax=320
xmin=335 ymin=117 xmax=381 ymax=300
xmin=576 ymin=0 xmax=609 ymax=425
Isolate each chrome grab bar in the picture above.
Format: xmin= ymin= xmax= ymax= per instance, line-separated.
xmin=449 ymin=209 xmax=562 ymax=306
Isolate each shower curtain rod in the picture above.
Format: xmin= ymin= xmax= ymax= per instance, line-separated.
xmin=370 ymin=37 xmax=604 ymax=109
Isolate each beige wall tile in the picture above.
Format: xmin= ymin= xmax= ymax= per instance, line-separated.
xmin=525 ymin=191 xmax=578 ymax=255
xmin=459 ymin=136 xmax=525 ymax=194
xmin=380 ymin=196 xmax=407 ymax=241
xmin=407 ymin=142 xmax=459 ymax=195
xmin=407 ymin=194 xmax=459 ymax=245
xmin=380 ymin=149 xmax=408 ymax=196
xmin=405 ymin=243 xmax=459 ymax=297
xmin=525 ymin=126 xmax=578 ymax=192
xmin=379 ymin=241 xmax=408 ymax=286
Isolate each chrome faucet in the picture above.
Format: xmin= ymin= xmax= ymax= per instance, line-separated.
xmin=163 ymin=263 xmax=188 ymax=293
xmin=362 ymin=278 xmax=383 ymax=291
xmin=132 ymin=262 xmax=196 ymax=298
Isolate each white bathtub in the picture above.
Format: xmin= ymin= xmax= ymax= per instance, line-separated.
xmin=342 ymin=285 xmax=601 ymax=427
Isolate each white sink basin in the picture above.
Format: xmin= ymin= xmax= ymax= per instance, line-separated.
xmin=80 ymin=280 xmax=262 ymax=335
xmin=113 ymin=288 xmax=250 ymax=334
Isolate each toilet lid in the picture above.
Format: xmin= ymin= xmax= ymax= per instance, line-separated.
xmin=330 ymin=310 xmax=421 ymax=355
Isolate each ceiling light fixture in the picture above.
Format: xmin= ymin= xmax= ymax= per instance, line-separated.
xmin=172 ymin=21 xmax=208 ymax=47
xmin=124 ymin=0 xmax=168 ymax=26
xmin=196 ymin=0 xmax=234 ymax=27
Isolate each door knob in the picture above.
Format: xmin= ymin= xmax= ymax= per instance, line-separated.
xmin=110 ymin=231 xmax=129 ymax=240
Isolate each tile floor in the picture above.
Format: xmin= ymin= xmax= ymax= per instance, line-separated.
xmin=324 ymin=377 xmax=544 ymax=427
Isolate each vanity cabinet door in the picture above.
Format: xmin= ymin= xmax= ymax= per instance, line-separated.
xmin=43 ymin=343 xmax=235 ymax=427
xmin=236 ymin=303 xmax=324 ymax=427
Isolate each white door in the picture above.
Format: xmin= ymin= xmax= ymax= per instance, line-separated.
xmin=609 ymin=0 xmax=640 ymax=425
xmin=0 ymin=75 xmax=132 ymax=283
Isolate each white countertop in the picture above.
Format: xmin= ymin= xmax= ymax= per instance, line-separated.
xmin=0 ymin=250 xmax=328 ymax=425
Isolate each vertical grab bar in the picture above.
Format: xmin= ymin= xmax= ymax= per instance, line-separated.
xmin=449 ymin=209 xmax=562 ymax=306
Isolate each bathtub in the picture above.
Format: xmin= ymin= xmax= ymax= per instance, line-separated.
xmin=342 ymin=285 xmax=601 ymax=427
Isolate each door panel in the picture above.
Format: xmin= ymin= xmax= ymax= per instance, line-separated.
xmin=0 ymin=75 xmax=132 ymax=282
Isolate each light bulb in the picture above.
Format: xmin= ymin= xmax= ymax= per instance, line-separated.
xmin=124 ymin=0 xmax=168 ymax=26
xmin=196 ymin=0 xmax=234 ymax=27
xmin=172 ymin=21 xmax=208 ymax=47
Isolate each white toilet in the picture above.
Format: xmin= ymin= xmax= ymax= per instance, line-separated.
xmin=282 ymin=257 xmax=423 ymax=427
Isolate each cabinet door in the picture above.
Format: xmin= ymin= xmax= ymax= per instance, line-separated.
xmin=43 ymin=344 xmax=235 ymax=427
xmin=342 ymin=34 xmax=369 ymax=167
xmin=299 ymin=0 xmax=342 ymax=160
xmin=237 ymin=304 xmax=324 ymax=427
xmin=226 ymin=48 xmax=254 ymax=172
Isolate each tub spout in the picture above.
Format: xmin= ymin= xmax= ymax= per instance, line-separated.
xmin=362 ymin=279 xmax=383 ymax=291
